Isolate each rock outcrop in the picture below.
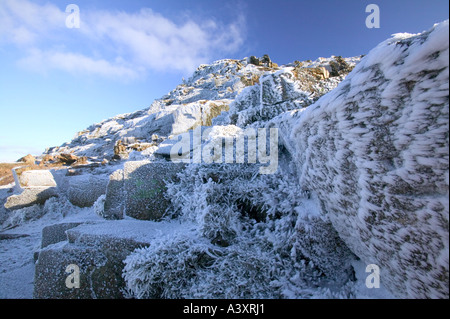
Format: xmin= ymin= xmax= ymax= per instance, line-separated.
xmin=57 ymin=153 xmax=78 ymax=165
xmin=284 ymin=21 xmax=449 ymax=298
xmin=17 ymin=154 xmax=36 ymax=165
xmin=41 ymin=56 xmax=357 ymax=163
xmin=13 ymin=168 xmax=57 ymax=189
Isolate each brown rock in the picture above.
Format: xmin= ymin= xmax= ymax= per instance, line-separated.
xmin=308 ymin=67 xmax=330 ymax=80
xmin=17 ymin=154 xmax=35 ymax=165
xmin=57 ymin=153 xmax=78 ymax=165
xmin=261 ymin=54 xmax=272 ymax=68
xmin=113 ymin=140 xmax=129 ymax=160
xmin=74 ymin=156 xmax=88 ymax=166
xmin=249 ymin=56 xmax=260 ymax=66
xmin=42 ymin=155 xmax=55 ymax=163
xmin=129 ymin=143 xmax=153 ymax=152
xmin=329 ymin=56 xmax=354 ymax=76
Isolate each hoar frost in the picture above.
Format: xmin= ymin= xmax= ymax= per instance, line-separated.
xmin=123 ymin=163 xmax=357 ymax=298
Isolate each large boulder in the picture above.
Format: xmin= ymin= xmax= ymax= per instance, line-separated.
xmin=33 ymin=220 xmax=186 ymax=299
xmin=4 ymin=187 xmax=58 ymax=210
xmin=67 ymin=175 xmax=109 ymax=208
xmin=102 ymin=169 xmax=125 ymax=220
xmin=287 ymin=21 xmax=449 ymax=298
xmin=123 ymin=161 xmax=184 ymax=220
xmin=34 ymin=221 xmax=157 ymax=299
xmin=12 ymin=169 xmax=57 ymax=190
xmin=17 ymin=154 xmax=35 ymax=165
xmin=102 ymin=161 xmax=184 ymax=220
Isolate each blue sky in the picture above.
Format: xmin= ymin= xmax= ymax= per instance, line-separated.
xmin=0 ymin=0 xmax=448 ymax=162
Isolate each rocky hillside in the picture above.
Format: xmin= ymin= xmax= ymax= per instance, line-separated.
xmin=1 ymin=21 xmax=448 ymax=299
xmin=41 ymin=54 xmax=360 ymax=163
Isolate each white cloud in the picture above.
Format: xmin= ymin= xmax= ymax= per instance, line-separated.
xmin=0 ymin=0 xmax=246 ymax=79
xmin=18 ymin=48 xmax=140 ymax=80
xmin=0 ymin=0 xmax=65 ymax=45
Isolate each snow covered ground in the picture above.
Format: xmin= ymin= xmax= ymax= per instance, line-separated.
xmin=0 ymin=185 xmax=103 ymax=298
xmin=0 ymin=180 xmax=394 ymax=299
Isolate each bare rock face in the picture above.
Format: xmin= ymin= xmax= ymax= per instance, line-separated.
xmin=288 ymin=22 xmax=449 ymax=298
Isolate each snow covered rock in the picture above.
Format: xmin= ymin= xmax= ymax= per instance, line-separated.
xmin=4 ymin=187 xmax=58 ymax=210
xmin=12 ymin=169 xmax=57 ymax=190
xmin=40 ymin=222 xmax=83 ymax=249
xmin=287 ymin=21 xmax=449 ymax=298
xmin=42 ymin=55 xmax=355 ymax=162
xmin=122 ymin=161 xmax=184 ymax=220
xmin=103 ymin=169 xmax=125 ymax=220
xmin=227 ymin=57 xmax=359 ymax=128
xmin=4 ymin=168 xmax=59 ymax=211
xmin=102 ymin=161 xmax=184 ymax=220
xmin=34 ymin=220 xmax=160 ymax=299
xmin=66 ymin=175 xmax=109 ymax=208
xmin=41 ymin=58 xmax=270 ymax=160
xmin=25 ymin=22 xmax=448 ymax=299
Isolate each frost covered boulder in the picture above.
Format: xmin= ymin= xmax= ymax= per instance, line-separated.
xmin=40 ymin=222 xmax=83 ymax=249
xmin=4 ymin=168 xmax=60 ymax=210
xmin=102 ymin=161 xmax=184 ymax=220
xmin=12 ymin=169 xmax=56 ymax=190
xmin=103 ymin=169 xmax=125 ymax=220
xmin=34 ymin=221 xmax=164 ymax=299
xmin=4 ymin=187 xmax=58 ymax=210
xmin=67 ymin=174 xmax=109 ymax=208
xmin=287 ymin=21 xmax=449 ymax=298
xmin=123 ymin=161 xmax=184 ymax=220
